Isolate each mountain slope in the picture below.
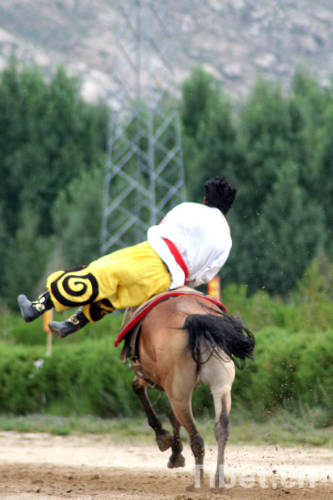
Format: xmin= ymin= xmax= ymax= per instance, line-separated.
xmin=0 ymin=0 xmax=332 ymax=101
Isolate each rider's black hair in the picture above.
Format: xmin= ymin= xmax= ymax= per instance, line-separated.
xmin=204 ymin=176 xmax=237 ymax=215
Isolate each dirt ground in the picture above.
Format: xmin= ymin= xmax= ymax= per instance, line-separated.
xmin=0 ymin=432 xmax=332 ymax=499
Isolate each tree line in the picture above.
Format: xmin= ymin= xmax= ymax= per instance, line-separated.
xmin=0 ymin=61 xmax=331 ymax=309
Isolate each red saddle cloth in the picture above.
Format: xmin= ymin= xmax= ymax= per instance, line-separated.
xmin=114 ymin=290 xmax=227 ymax=347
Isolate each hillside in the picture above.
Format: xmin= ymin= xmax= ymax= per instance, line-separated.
xmin=0 ymin=0 xmax=332 ymax=101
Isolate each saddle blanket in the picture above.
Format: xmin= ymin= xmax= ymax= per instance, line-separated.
xmin=114 ymin=288 xmax=227 ymax=347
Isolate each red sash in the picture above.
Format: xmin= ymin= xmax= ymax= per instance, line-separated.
xmin=163 ymin=238 xmax=189 ymax=280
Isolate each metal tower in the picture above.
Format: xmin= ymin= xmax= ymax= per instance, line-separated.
xmin=101 ymin=0 xmax=185 ymax=254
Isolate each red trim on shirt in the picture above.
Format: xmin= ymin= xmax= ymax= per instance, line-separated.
xmin=162 ymin=238 xmax=189 ymax=280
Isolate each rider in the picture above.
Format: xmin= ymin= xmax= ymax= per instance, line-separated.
xmin=18 ymin=176 xmax=237 ymax=337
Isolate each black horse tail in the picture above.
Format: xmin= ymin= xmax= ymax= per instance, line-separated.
xmin=184 ymin=312 xmax=255 ymax=369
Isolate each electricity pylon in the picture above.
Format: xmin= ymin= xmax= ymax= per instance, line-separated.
xmin=102 ymin=0 xmax=185 ymax=254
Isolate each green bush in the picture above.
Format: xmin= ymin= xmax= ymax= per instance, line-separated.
xmin=223 ymin=277 xmax=333 ymax=334
xmin=297 ymin=329 xmax=333 ymax=406
xmin=2 ymin=310 xmax=123 ymax=346
xmin=232 ymin=327 xmax=309 ymax=409
xmin=232 ymin=327 xmax=333 ymax=417
xmin=0 ymin=339 xmax=140 ymax=416
xmin=0 ymin=343 xmax=48 ymax=413
xmin=1 ymin=326 xmax=332 ymax=418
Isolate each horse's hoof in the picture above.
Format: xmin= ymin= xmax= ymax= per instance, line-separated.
xmin=167 ymin=454 xmax=185 ymax=468
xmin=156 ymin=430 xmax=173 ymax=452
xmin=185 ymin=483 xmax=196 ymax=492
xmin=210 ymin=487 xmax=224 ymax=493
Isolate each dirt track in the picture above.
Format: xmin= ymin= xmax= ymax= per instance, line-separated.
xmin=0 ymin=432 xmax=332 ymax=499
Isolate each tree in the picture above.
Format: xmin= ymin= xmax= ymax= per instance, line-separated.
xmin=180 ymin=67 xmax=238 ymax=202
xmin=312 ymin=86 xmax=333 ymax=256
xmin=0 ymin=61 xmax=108 ymax=237
xmin=218 ymin=76 xmax=328 ymax=294
xmin=0 ymin=61 xmax=109 ymax=306
xmin=0 ymin=203 xmax=7 ymax=298
xmin=3 ymin=207 xmax=53 ymax=309
xmin=52 ymin=164 xmax=106 ymax=268
xmin=290 ymin=70 xmax=333 ymax=256
xmin=250 ymin=162 xmax=325 ymax=294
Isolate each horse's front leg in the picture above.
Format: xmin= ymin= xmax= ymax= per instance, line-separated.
xmin=132 ymin=376 xmax=173 ymax=452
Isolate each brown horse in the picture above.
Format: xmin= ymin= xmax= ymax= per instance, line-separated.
xmin=127 ymin=293 xmax=255 ymax=490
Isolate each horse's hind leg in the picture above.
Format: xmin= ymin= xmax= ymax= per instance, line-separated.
xmin=213 ymin=395 xmax=230 ymax=489
xmin=170 ymin=397 xmax=205 ymax=488
xmin=167 ymin=409 xmax=185 ymax=468
xmin=199 ymin=356 xmax=234 ymax=490
xmin=166 ymin=388 xmax=205 ymax=489
xmin=132 ymin=376 xmax=173 ymax=451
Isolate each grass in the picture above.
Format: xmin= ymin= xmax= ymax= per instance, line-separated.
xmin=226 ymin=408 xmax=333 ymax=447
xmin=0 ymin=408 xmax=331 ymax=448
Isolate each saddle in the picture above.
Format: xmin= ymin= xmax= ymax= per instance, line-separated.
xmin=118 ymin=287 xmax=227 ymax=387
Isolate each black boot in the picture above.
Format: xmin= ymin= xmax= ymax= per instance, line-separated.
xmin=48 ymin=309 xmax=89 ymax=338
xmin=18 ymin=291 xmax=53 ymax=322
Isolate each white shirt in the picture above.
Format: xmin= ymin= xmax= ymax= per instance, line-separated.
xmin=147 ymin=202 xmax=232 ymax=289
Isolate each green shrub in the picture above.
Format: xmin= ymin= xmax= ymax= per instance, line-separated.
xmin=0 ymin=343 xmax=47 ymax=413
xmin=250 ymin=327 xmax=307 ymax=408
xmin=223 ymin=282 xmax=333 ymax=334
xmin=0 ymin=325 xmax=332 ymax=418
xmin=2 ymin=310 xmax=123 ymax=346
xmin=296 ymin=329 xmax=333 ymax=407
xmin=231 ymin=327 xmax=316 ymax=410
xmin=0 ymin=339 xmax=140 ymax=415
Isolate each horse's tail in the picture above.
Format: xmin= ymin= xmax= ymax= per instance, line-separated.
xmin=184 ymin=312 xmax=255 ymax=369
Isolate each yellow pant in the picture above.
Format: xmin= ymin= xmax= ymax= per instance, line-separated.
xmin=46 ymin=241 xmax=171 ymax=322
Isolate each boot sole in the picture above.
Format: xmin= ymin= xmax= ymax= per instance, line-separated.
xmin=17 ymin=295 xmax=35 ymax=322
xmin=48 ymin=322 xmax=77 ymax=338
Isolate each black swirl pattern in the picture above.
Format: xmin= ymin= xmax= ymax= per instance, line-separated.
xmin=51 ymin=269 xmax=99 ymax=307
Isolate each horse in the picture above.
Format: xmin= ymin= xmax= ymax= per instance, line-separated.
xmin=124 ymin=292 xmax=255 ymax=490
